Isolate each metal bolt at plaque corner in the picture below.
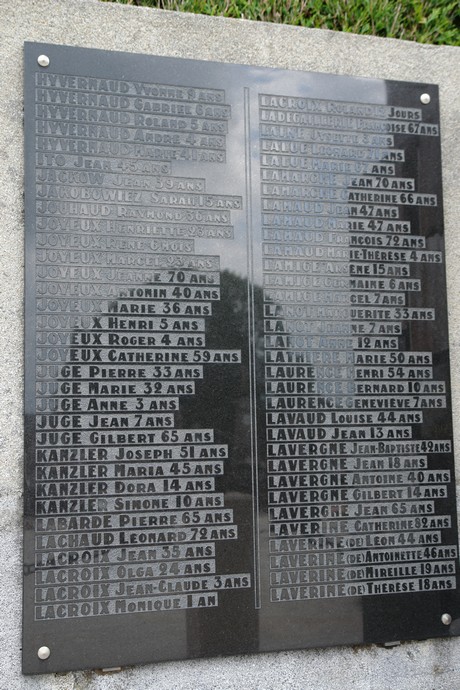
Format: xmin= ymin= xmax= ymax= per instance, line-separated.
xmin=37 ymin=646 xmax=51 ymax=660
xmin=37 ymin=55 xmax=50 ymax=68
xmin=420 ymin=93 xmax=431 ymax=104
xmin=441 ymin=613 xmax=452 ymax=626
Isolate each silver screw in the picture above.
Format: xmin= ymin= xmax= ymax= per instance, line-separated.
xmin=441 ymin=613 xmax=452 ymax=626
xmin=37 ymin=646 xmax=51 ymax=660
xmin=420 ymin=93 xmax=431 ymax=104
xmin=37 ymin=55 xmax=50 ymax=68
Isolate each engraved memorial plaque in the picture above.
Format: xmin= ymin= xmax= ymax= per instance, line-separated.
xmin=23 ymin=42 xmax=460 ymax=673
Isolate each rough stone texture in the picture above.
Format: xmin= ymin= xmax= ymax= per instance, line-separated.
xmin=0 ymin=0 xmax=459 ymax=687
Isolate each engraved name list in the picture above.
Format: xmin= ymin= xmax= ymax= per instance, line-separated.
xmin=23 ymin=43 xmax=460 ymax=674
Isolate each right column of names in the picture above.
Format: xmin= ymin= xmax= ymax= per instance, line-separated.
xmin=258 ymin=93 xmax=458 ymax=603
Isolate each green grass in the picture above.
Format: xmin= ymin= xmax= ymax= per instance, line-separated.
xmin=101 ymin=0 xmax=460 ymax=45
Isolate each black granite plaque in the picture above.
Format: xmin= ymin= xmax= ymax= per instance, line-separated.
xmin=23 ymin=41 xmax=460 ymax=674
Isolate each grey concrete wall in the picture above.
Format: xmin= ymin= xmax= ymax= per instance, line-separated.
xmin=1 ymin=0 xmax=459 ymax=687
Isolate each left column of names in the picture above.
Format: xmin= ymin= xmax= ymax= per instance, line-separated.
xmin=32 ymin=69 xmax=251 ymax=621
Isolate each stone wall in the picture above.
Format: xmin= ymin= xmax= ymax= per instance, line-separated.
xmin=1 ymin=1 xmax=459 ymax=687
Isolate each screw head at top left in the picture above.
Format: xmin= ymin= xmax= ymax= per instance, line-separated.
xmin=37 ymin=55 xmax=50 ymax=67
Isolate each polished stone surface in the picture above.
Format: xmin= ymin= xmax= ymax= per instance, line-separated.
xmin=22 ymin=42 xmax=460 ymax=675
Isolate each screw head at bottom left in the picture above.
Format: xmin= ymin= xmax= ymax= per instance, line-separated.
xmin=37 ymin=646 xmax=50 ymax=660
